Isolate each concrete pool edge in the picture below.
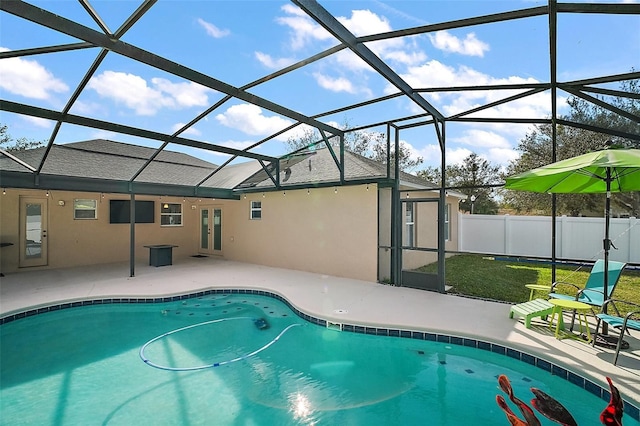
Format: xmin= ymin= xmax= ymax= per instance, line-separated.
xmin=1 ymin=286 xmax=638 ymax=422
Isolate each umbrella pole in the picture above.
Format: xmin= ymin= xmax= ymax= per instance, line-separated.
xmin=602 ymin=169 xmax=612 ymax=335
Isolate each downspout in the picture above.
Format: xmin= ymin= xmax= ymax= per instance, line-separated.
xmin=437 ymin=120 xmax=446 ymax=293
xmin=392 ymin=125 xmax=402 ymax=285
xmin=130 ymin=190 xmax=136 ymax=277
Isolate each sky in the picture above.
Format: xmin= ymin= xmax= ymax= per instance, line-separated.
xmin=1 ymin=0 xmax=639 ymax=172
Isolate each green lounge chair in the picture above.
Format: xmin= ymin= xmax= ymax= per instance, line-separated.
xmin=549 ymin=259 xmax=627 ymax=308
xmin=592 ymin=299 xmax=640 ymax=365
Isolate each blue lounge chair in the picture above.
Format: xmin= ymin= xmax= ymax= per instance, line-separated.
xmin=549 ymin=259 xmax=627 ymax=308
xmin=592 ymin=299 xmax=640 ymax=365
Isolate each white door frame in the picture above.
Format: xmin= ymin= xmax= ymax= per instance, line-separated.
xmin=198 ymin=205 xmax=223 ymax=256
xmin=19 ymin=196 xmax=48 ymax=267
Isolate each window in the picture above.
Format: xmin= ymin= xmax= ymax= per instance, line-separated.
xmin=74 ymin=199 xmax=97 ymax=219
xmin=405 ymin=202 xmax=415 ymax=247
xmin=160 ymin=203 xmax=182 ymax=226
xmin=444 ymin=203 xmax=451 ymax=241
xmin=250 ymin=201 xmax=262 ymax=220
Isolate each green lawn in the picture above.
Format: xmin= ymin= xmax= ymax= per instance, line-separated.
xmin=415 ymin=254 xmax=640 ymax=315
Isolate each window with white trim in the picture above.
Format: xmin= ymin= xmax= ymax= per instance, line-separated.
xmin=74 ymin=199 xmax=97 ymax=219
xmin=160 ymin=203 xmax=182 ymax=226
xmin=405 ymin=202 xmax=415 ymax=247
xmin=250 ymin=201 xmax=262 ymax=220
xmin=444 ymin=203 xmax=451 ymax=241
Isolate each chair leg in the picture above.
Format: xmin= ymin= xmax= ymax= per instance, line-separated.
xmin=592 ymin=317 xmax=601 ymax=348
xmin=613 ymin=326 xmax=624 ymax=366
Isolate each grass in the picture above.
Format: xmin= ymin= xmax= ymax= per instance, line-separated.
xmin=415 ymin=254 xmax=640 ymax=315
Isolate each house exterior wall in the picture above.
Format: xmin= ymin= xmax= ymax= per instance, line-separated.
xmin=0 ymin=185 xmax=455 ymax=282
xmin=0 ymin=189 xmax=200 ymax=273
xmin=221 ymin=185 xmax=379 ymax=282
xmin=401 ymin=192 xmax=460 ymax=271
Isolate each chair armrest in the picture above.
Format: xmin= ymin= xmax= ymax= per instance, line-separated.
xmin=602 ymin=299 xmax=640 ymax=319
xmin=576 ymin=287 xmax=605 ymax=298
xmin=550 ymin=281 xmax=580 ymax=293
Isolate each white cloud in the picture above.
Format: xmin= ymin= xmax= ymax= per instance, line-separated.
xmin=22 ymin=115 xmax=52 ymax=129
xmin=446 ymin=147 xmax=474 ymax=166
xmin=215 ymin=103 xmax=294 ymax=141
xmin=449 ymin=129 xmax=519 ymax=166
xmin=87 ymin=71 xmax=211 ymax=115
xmin=395 ymin=60 xmax=551 ymax=123
xmin=452 ymin=129 xmax=512 ymax=150
xmin=335 ymin=10 xmax=425 ymax=68
xmin=383 ymin=49 xmax=427 ymax=66
xmin=171 ymin=123 xmax=201 ymax=137
xmin=151 ymin=78 xmax=211 ymax=108
xmin=88 ymin=129 xmax=118 ymax=140
xmin=338 ymin=9 xmax=393 ymax=37
xmin=416 ymin=129 xmax=521 ymax=169
xmin=70 ymin=100 xmax=102 ymax=116
xmin=197 ymin=18 xmax=230 ymax=38
xmin=428 ymin=31 xmax=489 ymax=57
xmin=414 ymin=143 xmax=474 ymax=167
xmin=0 ymin=47 xmax=68 ymax=100
xmin=254 ymin=52 xmax=296 ymax=69
xmin=313 ymin=73 xmax=357 ymax=94
xmin=486 ymin=147 xmax=519 ymax=165
xmin=277 ymin=4 xmax=334 ymax=50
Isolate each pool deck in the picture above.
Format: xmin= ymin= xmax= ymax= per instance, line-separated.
xmin=1 ymin=256 xmax=638 ymax=409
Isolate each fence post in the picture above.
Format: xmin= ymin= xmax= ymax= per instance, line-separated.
xmin=458 ymin=211 xmax=464 ymax=251
xmin=504 ymin=214 xmax=511 ymax=255
xmin=558 ymin=215 xmax=566 ymax=259
xmin=630 ymin=217 xmax=638 ymax=263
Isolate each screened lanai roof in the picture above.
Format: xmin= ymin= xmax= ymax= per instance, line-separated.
xmin=1 ymin=1 xmax=639 ymax=199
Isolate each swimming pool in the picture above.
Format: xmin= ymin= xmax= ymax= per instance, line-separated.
xmin=1 ymin=290 xmax=638 ymax=425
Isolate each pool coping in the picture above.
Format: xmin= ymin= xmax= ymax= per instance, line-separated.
xmin=2 ymin=286 xmax=638 ymax=422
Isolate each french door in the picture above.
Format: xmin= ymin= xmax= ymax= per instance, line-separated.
xmin=19 ymin=197 xmax=48 ymax=267
xmin=199 ymin=206 xmax=223 ymax=256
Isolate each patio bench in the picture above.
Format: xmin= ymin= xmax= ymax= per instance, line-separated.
xmin=509 ymin=298 xmax=555 ymax=329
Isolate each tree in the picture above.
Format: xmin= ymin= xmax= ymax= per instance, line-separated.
xmin=503 ymin=76 xmax=640 ymax=216
xmin=369 ymin=138 xmax=424 ymax=172
xmin=284 ymin=117 xmax=423 ymax=172
xmin=418 ymin=153 xmax=501 ymax=214
xmin=0 ymin=123 xmax=45 ymax=152
xmin=284 ymin=127 xmax=320 ymax=152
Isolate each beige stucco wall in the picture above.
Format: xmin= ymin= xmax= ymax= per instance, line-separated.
xmin=221 ymin=185 xmax=379 ymax=282
xmin=0 ymin=185 xmax=453 ymax=282
xmin=0 ymin=189 xmax=200 ymax=273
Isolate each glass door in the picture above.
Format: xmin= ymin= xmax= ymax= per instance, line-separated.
xmin=199 ymin=206 xmax=222 ymax=255
xmin=19 ymin=197 xmax=48 ymax=267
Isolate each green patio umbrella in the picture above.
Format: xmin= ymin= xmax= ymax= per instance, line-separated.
xmin=504 ymin=148 xmax=640 ymax=330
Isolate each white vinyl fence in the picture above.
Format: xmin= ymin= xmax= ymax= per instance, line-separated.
xmin=458 ymin=214 xmax=640 ymax=264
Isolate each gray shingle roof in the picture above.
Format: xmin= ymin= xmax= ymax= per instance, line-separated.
xmin=236 ymin=147 xmax=437 ymax=190
xmin=1 ymin=140 xmax=221 ymax=187
xmin=1 ymin=140 xmax=444 ymax=193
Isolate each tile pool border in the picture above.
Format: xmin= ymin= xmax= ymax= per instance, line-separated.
xmin=1 ymin=287 xmax=638 ymax=422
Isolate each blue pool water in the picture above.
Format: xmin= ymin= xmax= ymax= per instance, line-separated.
xmin=1 ymin=292 xmax=637 ymax=425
